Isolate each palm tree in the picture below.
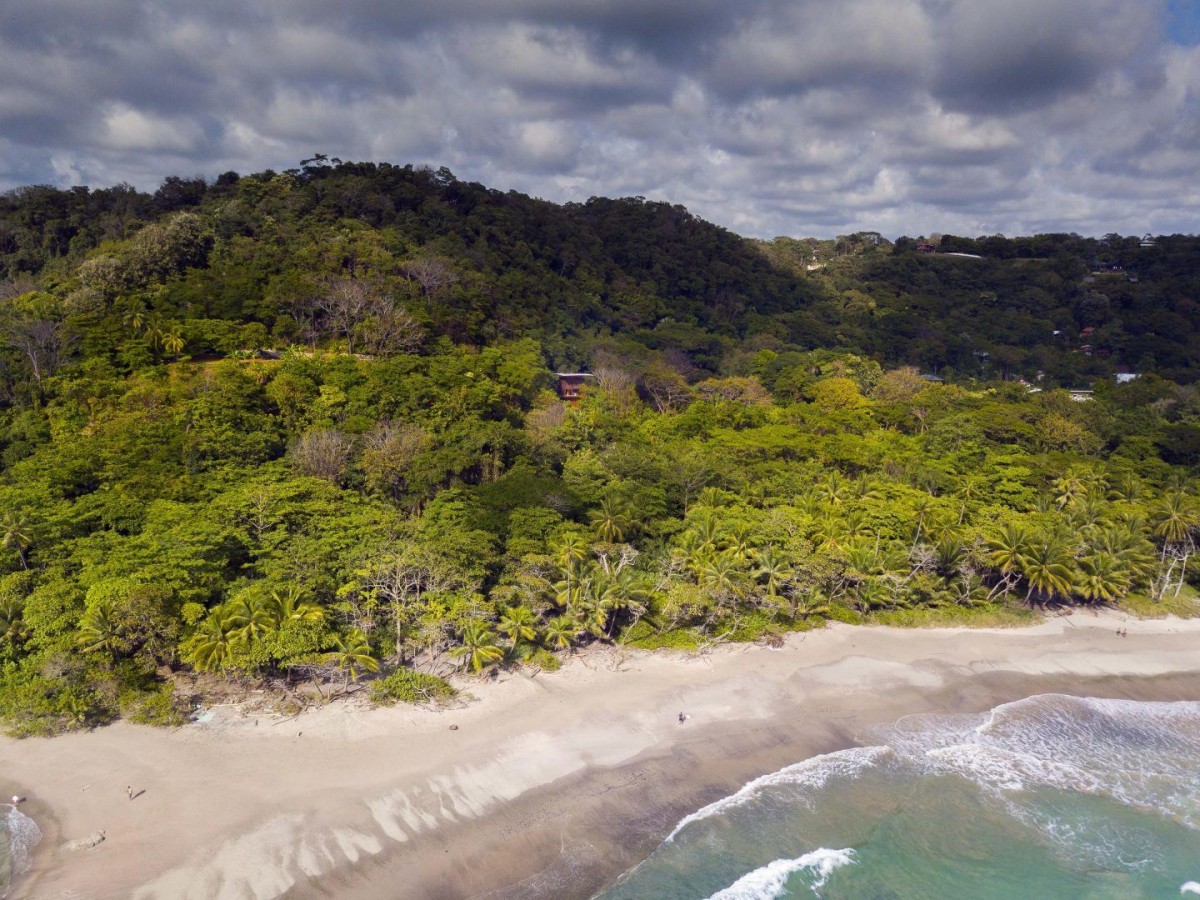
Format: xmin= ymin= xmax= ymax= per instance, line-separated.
xmin=1108 ymin=472 xmax=1143 ymax=503
xmin=810 ymin=511 xmax=846 ymax=550
xmin=850 ymin=475 xmax=882 ymax=502
xmin=956 ymin=474 xmax=983 ymax=525
xmin=77 ymin=599 xmax=122 ymax=656
xmin=695 ymin=487 xmax=728 ymax=508
xmin=184 ymin=612 xmax=239 ymax=672
xmin=160 ymin=326 xmax=186 ymax=358
xmin=451 ymin=621 xmax=504 ymax=674
xmin=1150 ymin=492 xmax=1199 ymax=545
xmin=1076 ymin=552 xmax=1131 ymax=603
xmin=0 ymin=514 xmax=32 ymax=570
xmin=594 ymin=568 xmax=650 ymax=638
xmin=143 ymin=312 xmax=166 ymax=350
xmin=792 ymin=589 xmax=832 ymax=621
xmin=553 ymin=533 xmax=590 ymax=610
xmin=1053 ymin=471 xmax=1089 ymax=509
xmin=688 ymin=508 xmax=724 ymax=550
xmin=122 ymin=302 xmax=147 ymax=334
xmin=1020 ymin=540 xmax=1075 ymax=604
xmin=987 ymin=523 xmax=1033 ymax=576
xmin=932 ymin=536 xmax=968 ymax=580
xmin=543 ymin=615 xmax=581 ymax=652
xmin=1094 ymin=524 xmax=1155 ymax=585
xmin=723 ymin=524 xmax=753 ymax=562
xmin=753 ymin=548 xmax=794 ymax=598
xmin=326 ymin=628 xmax=379 ymax=687
xmin=818 ymin=472 xmax=848 ymax=506
xmin=269 ymin=587 xmax=325 ymax=625
xmin=1149 ymin=491 xmax=1200 ymax=599
xmin=0 ymin=596 xmax=29 ymax=644
xmin=591 ymin=495 xmax=633 ymax=543
xmin=1068 ymin=495 xmax=1110 ymax=533
xmin=497 ymin=605 xmax=538 ymax=649
xmin=696 ymin=552 xmax=745 ymax=603
xmin=223 ymin=595 xmax=275 ymax=646
xmin=910 ymin=493 xmax=936 ymax=548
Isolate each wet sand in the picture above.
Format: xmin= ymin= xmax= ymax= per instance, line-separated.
xmin=3 ymin=608 xmax=1198 ymax=899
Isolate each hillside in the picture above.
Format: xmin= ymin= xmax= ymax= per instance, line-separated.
xmin=0 ymin=162 xmax=1196 ymax=735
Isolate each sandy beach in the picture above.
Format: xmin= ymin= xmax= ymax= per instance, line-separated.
xmin=3 ymin=608 xmax=1199 ymax=900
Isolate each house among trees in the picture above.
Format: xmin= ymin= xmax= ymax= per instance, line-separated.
xmin=1140 ymin=234 xmax=1157 ymax=248
xmin=555 ymin=372 xmax=596 ymax=402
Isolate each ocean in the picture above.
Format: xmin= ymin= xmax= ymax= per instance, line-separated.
xmin=597 ymin=694 xmax=1200 ymax=899
xmin=0 ymin=803 xmax=41 ymax=898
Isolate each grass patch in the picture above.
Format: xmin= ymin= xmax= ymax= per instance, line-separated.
xmin=621 ymin=621 xmax=704 ymax=651
xmin=1119 ymin=586 xmax=1200 ymax=619
xmin=869 ymin=603 xmax=1040 ymax=629
xmin=369 ymin=669 xmax=456 ymax=706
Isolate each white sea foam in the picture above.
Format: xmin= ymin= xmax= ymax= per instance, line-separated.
xmin=665 ymin=747 xmax=891 ymax=841
xmin=891 ymin=695 xmax=1200 ymax=833
xmin=707 ymin=848 xmax=856 ymax=900
xmin=1181 ymin=882 xmax=1200 ymax=895
xmin=1 ymin=804 xmax=42 ymax=895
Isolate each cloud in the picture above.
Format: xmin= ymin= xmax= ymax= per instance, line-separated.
xmin=932 ymin=0 xmax=1162 ymax=113
xmin=0 ymin=0 xmax=1197 ymax=238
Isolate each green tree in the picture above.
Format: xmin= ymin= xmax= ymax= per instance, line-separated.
xmin=1019 ymin=540 xmax=1075 ymax=605
xmin=497 ymin=605 xmax=538 ymax=649
xmin=451 ymin=620 xmax=504 ymax=674
xmin=591 ymin=495 xmax=633 ymax=543
xmin=0 ymin=514 xmax=32 ymax=570
xmin=326 ymin=628 xmax=379 ymax=687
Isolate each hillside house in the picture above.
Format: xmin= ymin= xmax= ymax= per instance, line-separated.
xmin=555 ymin=372 xmax=596 ymax=402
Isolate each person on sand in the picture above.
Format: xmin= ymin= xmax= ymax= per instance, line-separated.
xmin=678 ymin=712 xmax=688 ymax=723
xmin=127 ymin=785 xmax=133 ymax=800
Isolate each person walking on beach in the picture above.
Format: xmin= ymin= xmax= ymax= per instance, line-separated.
xmin=126 ymin=785 xmax=133 ymax=800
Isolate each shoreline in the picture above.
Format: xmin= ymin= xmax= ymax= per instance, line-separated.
xmin=3 ymin=609 xmax=1199 ymax=899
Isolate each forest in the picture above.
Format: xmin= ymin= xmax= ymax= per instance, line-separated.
xmin=0 ymin=160 xmax=1196 ymax=735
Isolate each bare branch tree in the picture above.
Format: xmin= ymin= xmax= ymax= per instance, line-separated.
xmin=291 ymin=429 xmax=354 ymax=483
xmin=313 ymin=278 xmax=377 ymax=354
xmin=401 ymin=256 xmax=459 ymax=305
xmin=3 ymin=317 xmax=73 ymax=398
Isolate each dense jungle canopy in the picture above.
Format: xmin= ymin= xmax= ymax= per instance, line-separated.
xmin=0 ymin=160 xmax=1196 ymax=735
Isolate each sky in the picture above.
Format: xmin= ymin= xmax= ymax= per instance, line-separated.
xmin=1 ymin=0 xmax=1199 ymax=239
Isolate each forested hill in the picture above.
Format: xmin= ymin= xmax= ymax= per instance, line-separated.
xmin=3 ymin=160 xmax=1198 ymax=383
xmin=0 ymin=162 xmax=1197 ymax=736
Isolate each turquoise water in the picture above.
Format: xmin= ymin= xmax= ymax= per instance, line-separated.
xmin=0 ymin=804 xmax=41 ymax=898
xmin=598 ymin=695 xmax=1200 ymax=899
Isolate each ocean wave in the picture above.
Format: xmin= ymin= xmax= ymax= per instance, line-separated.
xmin=872 ymin=695 xmax=1200 ymax=822
xmin=707 ymin=848 xmax=856 ymax=900
xmin=665 ymin=747 xmax=892 ymax=842
xmin=1 ymin=804 xmax=42 ymax=897
xmin=1181 ymin=882 xmax=1200 ymax=895
xmin=972 ymin=695 xmax=1200 ymax=776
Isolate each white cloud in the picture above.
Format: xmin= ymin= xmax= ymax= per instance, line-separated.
xmin=97 ymin=105 xmax=204 ymax=153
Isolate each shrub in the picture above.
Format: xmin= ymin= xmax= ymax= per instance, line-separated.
xmin=369 ymin=669 xmax=456 ymax=706
xmin=121 ymin=684 xmax=188 ymax=727
xmin=526 ymin=648 xmax=560 ymax=671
